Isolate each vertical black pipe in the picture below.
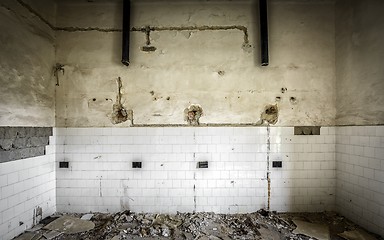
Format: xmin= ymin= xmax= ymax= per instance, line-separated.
xmin=121 ymin=0 xmax=130 ymax=66
xmin=259 ymin=0 xmax=269 ymax=66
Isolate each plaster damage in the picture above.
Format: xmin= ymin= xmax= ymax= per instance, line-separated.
xmin=54 ymin=0 xmax=336 ymax=127
xmin=184 ymin=104 xmax=203 ymax=126
xmin=260 ymin=104 xmax=279 ymax=125
xmin=111 ymin=77 xmax=133 ymax=125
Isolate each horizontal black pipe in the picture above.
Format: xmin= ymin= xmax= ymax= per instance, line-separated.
xmin=259 ymin=0 xmax=269 ymax=66
xmin=121 ymin=0 xmax=130 ymax=66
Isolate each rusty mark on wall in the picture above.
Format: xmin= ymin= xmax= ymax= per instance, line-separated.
xmin=111 ymin=77 xmax=133 ymax=125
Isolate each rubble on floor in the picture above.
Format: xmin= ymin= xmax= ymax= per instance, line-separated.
xmin=13 ymin=210 xmax=383 ymax=240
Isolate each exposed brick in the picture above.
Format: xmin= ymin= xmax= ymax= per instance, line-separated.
xmin=29 ymin=146 xmax=45 ymax=157
xmin=0 ymin=139 xmax=13 ymax=151
xmin=0 ymin=127 xmax=52 ymax=162
xmin=28 ymin=137 xmax=49 ymax=147
xmin=0 ymin=127 xmax=5 ymax=138
xmin=0 ymin=151 xmax=11 ymax=163
xmin=16 ymin=127 xmax=28 ymax=138
xmin=4 ymin=127 xmax=18 ymax=139
xmin=13 ymin=138 xmax=28 ymax=149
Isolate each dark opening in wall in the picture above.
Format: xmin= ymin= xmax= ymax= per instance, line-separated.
xmin=59 ymin=161 xmax=69 ymax=169
xmin=132 ymin=161 xmax=142 ymax=168
xmin=197 ymin=161 xmax=208 ymax=169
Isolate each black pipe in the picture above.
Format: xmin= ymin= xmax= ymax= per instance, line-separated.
xmin=259 ymin=0 xmax=269 ymax=66
xmin=121 ymin=0 xmax=131 ymax=66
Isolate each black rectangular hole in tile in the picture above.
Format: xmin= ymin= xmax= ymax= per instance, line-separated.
xmin=132 ymin=162 xmax=142 ymax=168
xmin=59 ymin=161 xmax=69 ymax=168
xmin=272 ymin=161 xmax=282 ymax=168
xmin=197 ymin=161 xmax=208 ymax=169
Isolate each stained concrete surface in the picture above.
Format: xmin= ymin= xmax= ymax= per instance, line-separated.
xmin=12 ymin=211 xmax=383 ymax=240
xmin=339 ymin=229 xmax=379 ymax=240
xmin=43 ymin=216 xmax=95 ymax=234
xmin=335 ymin=0 xmax=384 ymax=125
xmin=0 ymin=0 xmax=56 ymax=127
xmin=293 ymin=220 xmax=330 ymax=240
xmin=54 ymin=0 xmax=336 ymax=127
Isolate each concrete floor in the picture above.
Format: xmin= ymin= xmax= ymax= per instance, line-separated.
xmin=13 ymin=210 xmax=382 ymax=240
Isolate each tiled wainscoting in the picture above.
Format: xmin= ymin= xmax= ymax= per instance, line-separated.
xmin=336 ymin=126 xmax=384 ymax=237
xmin=1 ymin=126 xmax=383 ymax=239
xmin=0 ymin=155 xmax=56 ymax=240
xmin=54 ymin=127 xmax=336 ymax=214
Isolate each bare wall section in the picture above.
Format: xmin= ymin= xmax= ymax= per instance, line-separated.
xmin=0 ymin=0 xmax=56 ymax=127
xmin=55 ymin=0 xmax=336 ymax=127
xmin=335 ymin=0 xmax=384 ymax=125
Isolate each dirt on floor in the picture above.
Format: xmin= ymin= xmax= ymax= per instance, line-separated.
xmin=13 ymin=210 xmax=383 ymax=240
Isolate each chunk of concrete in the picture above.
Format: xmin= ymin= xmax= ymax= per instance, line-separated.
xmin=292 ymin=219 xmax=330 ymax=240
xmin=81 ymin=213 xmax=94 ymax=221
xmin=338 ymin=229 xmax=377 ymax=240
xmin=258 ymin=226 xmax=282 ymax=240
xmin=43 ymin=215 xmax=95 ymax=234
xmin=43 ymin=230 xmax=61 ymax=240
xmin=13 ymin=232 xmax=36 ymax=240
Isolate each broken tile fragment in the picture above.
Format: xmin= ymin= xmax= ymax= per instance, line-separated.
xmin=43 ymin=215 xmax=95 ymax=234
xmin=43 ymin=230 xmax=61 ymax=240
xmin=338 ymin=229 xmax=378 ymax=240
xmin=80 ymin=213 xmax=94 ymax=221
xmin=13 ymin=232 xmax=36 ymax=240
xmin=293 ymin=219 xmax=330 ymax=240
xmin=25 ymin=224 xmax=43 ymax=232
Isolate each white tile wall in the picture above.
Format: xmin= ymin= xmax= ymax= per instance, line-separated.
xmin=270 ymin=127 xmax=336 ymax=212
xmin=0 ymin=154 xmax=56 ymax=240
xmin=4 ymin=126 xmax=383 ymax=238
xmin=336 ymin=126 xmax=384 ymax=237
xmin=54 ymin=127 xmax=336 ymax=214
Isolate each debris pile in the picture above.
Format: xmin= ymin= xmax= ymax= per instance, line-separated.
xmin=13 ymin=210 xmax=382 ymax=240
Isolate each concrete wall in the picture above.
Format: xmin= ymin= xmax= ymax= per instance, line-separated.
xmin=0 ymin=154 xmax=56 ymax=240
xmin=336 ymin=126 xmax=384 ymax=237
xmin=0 ymin=0 xmax=56 ymax=127
xmin=55 ymin=0 xmax=336 ymax=127
xmin=334 ymin=1 xmax=384 ymax=237
xmin=335 ymin=0 xmax=384 ymax=125
xmin=55 ymin=126 xmax=335 ymax=214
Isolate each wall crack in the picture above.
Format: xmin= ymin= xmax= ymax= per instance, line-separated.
xmin=14 ymin=0 xmax=251 ymax=49
xmin=16 ymin=0 xmax=55 ymax=30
